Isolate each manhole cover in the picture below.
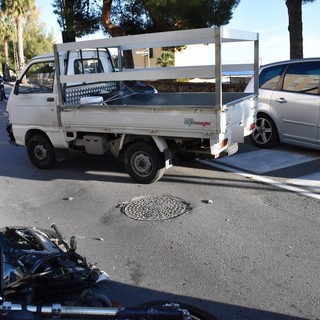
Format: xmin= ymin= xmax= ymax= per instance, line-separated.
xmin=120 ymin=195 xmax=192 ymax=221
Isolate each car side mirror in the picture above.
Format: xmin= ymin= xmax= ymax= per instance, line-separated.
xmin=13 ymin=79 xmax=21 ymax=95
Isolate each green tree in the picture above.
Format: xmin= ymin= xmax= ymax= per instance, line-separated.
xmin=23 ymin=19 xmax=54 ymax=60
xmin=0 ymin=2 xmax=54 ymax=77
xmin=52 ymin=0 xmax=101 ymax=42
xmin=144 ymin=0 xmax=240 ymax=31
xmin=101 ymin=0 xmax=240 ymax=68
xmin=0 ymin=0 xmax=36 ymax=73
xmin=286 ymin=0 xmax=316 ymax=59
xmin=103 ymin=0 xmax=240 ymax=36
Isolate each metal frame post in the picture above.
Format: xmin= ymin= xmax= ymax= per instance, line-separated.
xmin=215 ymin=27 xmax=222 ymax=110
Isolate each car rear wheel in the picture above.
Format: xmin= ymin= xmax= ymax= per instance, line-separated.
xmin=251 ymin=114 xmax=279 ymax=148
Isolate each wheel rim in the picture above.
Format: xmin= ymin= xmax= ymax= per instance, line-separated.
xmin=34 ymin=144 xmax=48 ymax=161
xmin=131 ymin=152 xmax=153 ymax=177
xmin=253 ymin=117 xmax=272 ymax=144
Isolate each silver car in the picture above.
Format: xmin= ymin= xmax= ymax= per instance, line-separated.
xmin=245 ymin=58 xmax=320 ymax=149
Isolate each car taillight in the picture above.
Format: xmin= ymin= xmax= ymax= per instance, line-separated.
xmin=220 ymin=138 xmax=228 ymax=148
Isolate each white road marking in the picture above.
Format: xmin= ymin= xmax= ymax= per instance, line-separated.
xmin=199 ymin=156 xmax=320 ymax=201
xmin=214 ymin=149 xmax=320 ymax=174
xmin=288 ymin=172 xmax=320 ymax=193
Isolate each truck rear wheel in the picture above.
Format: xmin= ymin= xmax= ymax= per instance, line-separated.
xmin=124 ymin=142 xmax=165 ymax=184
xmin=27 ymin=134 xmax=56 ymax=169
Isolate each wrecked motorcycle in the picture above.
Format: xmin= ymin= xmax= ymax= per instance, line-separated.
xmin=0 ymin=225 xmax=214 ymax=319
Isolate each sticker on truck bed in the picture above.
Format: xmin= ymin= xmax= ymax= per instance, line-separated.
xmin=184 ymin=118 xmax=211 ymax=127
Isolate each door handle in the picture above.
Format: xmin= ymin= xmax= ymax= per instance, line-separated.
xmin=276 ymin=98 xmax=287 ymax=103
xmin=47 ymin=97 xmax=54 ymax=102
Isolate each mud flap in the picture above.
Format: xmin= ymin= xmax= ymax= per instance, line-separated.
xmin=152 ymin=136 xmax=172 ymax=169
xmin=231 ymin=125 xmax=244 ymax=143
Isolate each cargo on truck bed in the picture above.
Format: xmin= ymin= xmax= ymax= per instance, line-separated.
xmin=6 ymin=27 xmax=259 ymax=183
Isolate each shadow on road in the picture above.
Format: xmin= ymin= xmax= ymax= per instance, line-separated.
xmin=95 ymin=280 xmax=306 ymax=320
xmin=0 ymin=143 xmax=294 ymax=194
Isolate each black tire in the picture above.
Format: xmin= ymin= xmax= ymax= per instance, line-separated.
xmin=124 ymin=142 xmax=165 ymax=184
xmin=139 ymin=301 xmax=217 ymax=320
xmin=250 ymin=114 xmax=279 ymax=148
xmin=0 ymin=86 xmax=4 ymax=101
xmin=27 ymin=134 xmax=56 ymax=169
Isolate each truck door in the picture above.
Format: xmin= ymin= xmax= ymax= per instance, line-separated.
xmin=10 ymin=59 xmax=59 ymax=135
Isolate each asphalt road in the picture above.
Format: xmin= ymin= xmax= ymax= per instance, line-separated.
xmin=1 ymin=95 xmax=320 ymax=320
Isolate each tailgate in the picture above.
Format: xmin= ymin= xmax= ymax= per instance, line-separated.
xmin=221 ymin=92 xmax=256 ymax=143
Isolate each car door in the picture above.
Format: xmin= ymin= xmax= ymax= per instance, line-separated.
xmin=11 ymin=59 xmax=59 ymax=132
xmin=270 ymin=61 xmax=320 ymax=146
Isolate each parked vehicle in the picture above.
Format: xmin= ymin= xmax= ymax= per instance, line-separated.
xmin=245 ymin=58 xmax=320 ymax=149
xmin=6 ymin=27 xmax=259 ymax=183
xmin=0 ymin=76 xmax=5 ymax=101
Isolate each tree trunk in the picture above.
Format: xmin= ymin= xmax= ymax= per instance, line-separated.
xmin=101 ymin=0 xmax=134 ymax=68
xmin=286 ymin=0 xmax=303 ymax=59
xmin=63 ymin=0 xmax=76 ymax=42
xmin=16 ymin=15 xmax=25 ymax=74
xmin=3 ymin=37 xmax=10 ymax=79
xmin=62 ymin=31 xmax=76 ymax=43
xmin=101 ymin=0 xmax=127 ymax=37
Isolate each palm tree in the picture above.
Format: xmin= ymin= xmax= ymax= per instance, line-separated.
xmin=0 ymin=11 xmax=16 ymax=78
xmin=156 ymin=51 xmax=174 ymax=67
xmin=1 ymin=0 xmax=35 ymax=73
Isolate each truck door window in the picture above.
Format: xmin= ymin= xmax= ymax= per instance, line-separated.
xmin=19 ymin=62 xmax=54 ymax=93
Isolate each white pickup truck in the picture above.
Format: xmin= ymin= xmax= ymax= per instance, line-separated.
xmin=6 ymin=27 xmax=259 ymax=183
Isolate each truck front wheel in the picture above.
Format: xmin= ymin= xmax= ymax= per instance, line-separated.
xmin=124 ymin=142 xmax=165 ymax=184
xmin=27 ymin=134 xmax=56 ymax=169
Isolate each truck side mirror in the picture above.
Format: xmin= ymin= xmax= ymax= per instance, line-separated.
xmin=13 ymin=79 xmax=21 ymax=95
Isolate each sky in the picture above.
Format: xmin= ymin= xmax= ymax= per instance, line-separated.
xmin=36 ymin=0 xmax=320 ymax=65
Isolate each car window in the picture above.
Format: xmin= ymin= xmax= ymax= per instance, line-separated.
xmin=260 ymin=65 xmax=286 ymax=90
xmin=282 ymin=61 xmax=320 ymax=94
xmin=19 ymin=61 xmax=55 ymax=94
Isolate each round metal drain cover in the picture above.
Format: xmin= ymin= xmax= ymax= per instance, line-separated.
xmin=120 ymin=195 xmax=192 ymax=221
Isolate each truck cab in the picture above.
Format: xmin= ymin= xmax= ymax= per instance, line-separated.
xmin=7 ymin=49 xmax=156 ymax=146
